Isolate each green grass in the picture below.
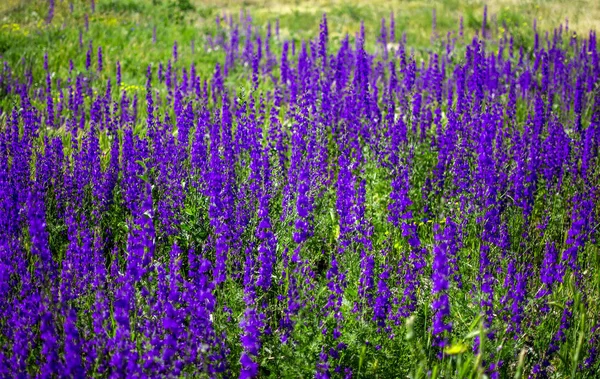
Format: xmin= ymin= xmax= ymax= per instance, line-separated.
xmin=1 ymin=0 xmax=598 ymax=90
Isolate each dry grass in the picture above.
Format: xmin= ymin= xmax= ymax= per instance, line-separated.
xmin=196 ymin=0 xmax=600 ymax=36
xmin=486 ymin=0 xmax=600 ymax=34
xmin=0 ymin=0 xmax=30 ymax=16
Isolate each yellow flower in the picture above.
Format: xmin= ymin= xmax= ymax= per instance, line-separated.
xmin=444 ymin=343 xmax=468 ymax=355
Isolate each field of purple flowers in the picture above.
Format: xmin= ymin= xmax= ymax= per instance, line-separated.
xmin=1 ymin=0 xmax=600 ymax=377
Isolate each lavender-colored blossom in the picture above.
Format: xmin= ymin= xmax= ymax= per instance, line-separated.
xmin=0 ymin=10 xmax=599 ymax=379
xmin=431 ymin=223 xmax=452 ymax=349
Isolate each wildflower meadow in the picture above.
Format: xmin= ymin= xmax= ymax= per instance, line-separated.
xmin=1 ymin=0 xmax=600 ymax=377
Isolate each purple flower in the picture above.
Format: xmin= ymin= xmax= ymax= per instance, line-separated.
xmin=431 ymin=223 xmax=452 ymax=348
xmin=97 ymin=46 xmax=103 ymax=72
xmin=63 ymin=309 xmax=85 ymax=377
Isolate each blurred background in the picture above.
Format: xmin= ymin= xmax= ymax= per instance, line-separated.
xmin=1 ymin=0 xmax=599 ymax=87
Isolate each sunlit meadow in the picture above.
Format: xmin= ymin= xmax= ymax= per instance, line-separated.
xmin=1 ymin=0 xmax=600 ymax=377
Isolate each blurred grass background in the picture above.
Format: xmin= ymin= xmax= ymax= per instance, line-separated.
xmin=0 ymin=0 xmax=599 ymax=87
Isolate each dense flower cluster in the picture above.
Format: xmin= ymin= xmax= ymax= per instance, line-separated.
xmin=0 ymin=5 xmax=599 ymax=378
